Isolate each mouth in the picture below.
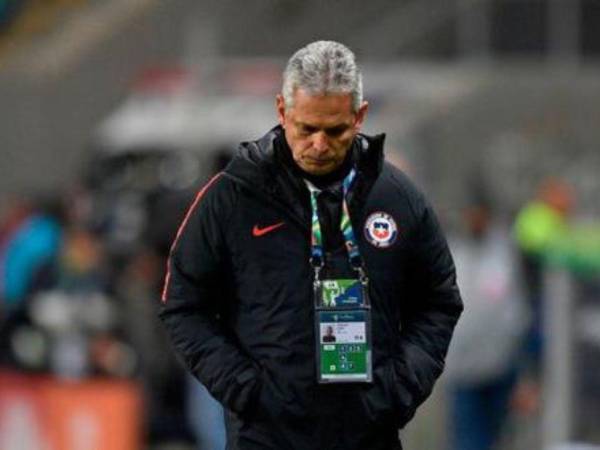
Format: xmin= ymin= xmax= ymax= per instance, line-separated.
xmin=306 ymin=158 xmax=332 ymax=166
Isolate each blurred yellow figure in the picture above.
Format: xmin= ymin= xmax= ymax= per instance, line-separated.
xmin=514 ymin=179 xmax=574 ymax=256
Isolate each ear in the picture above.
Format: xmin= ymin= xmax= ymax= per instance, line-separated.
xmin=354 ymin=101 xmax=369 ymax=131
xmin=276 ymin=94 xmax=287 ymax=127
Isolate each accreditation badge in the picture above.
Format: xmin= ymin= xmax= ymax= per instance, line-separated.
xmin=315 ymin=279 xmax=372 ymax=383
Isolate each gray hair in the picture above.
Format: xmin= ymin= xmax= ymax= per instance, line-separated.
xmin=282 ymin=41 xmax=363 ymax=112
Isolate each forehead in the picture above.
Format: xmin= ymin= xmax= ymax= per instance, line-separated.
xmin=288 ymin=89 xmax=354 ymax=125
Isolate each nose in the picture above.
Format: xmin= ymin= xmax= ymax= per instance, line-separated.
xmin=312 ymin=131 xmax=329 ymax=153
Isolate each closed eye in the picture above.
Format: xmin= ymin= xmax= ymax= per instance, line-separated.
xmin=297 ymin=123 xmax=349 ymax=137
xmin=300 ymin=125 xmax=319 ymax=135
xmin=325 ymin=125 xmax=349 ymax=137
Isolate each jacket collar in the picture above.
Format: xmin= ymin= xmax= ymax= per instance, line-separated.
xmin=227 ymin=126 xmax=385 ymax=185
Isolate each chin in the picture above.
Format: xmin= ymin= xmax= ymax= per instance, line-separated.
xmin=301 ymin=160 xmax=337 ymax=175
xmin=306 ymin=166 xmax=334 ymax=176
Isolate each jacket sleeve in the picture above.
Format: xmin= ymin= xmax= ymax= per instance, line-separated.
xmin=158 ymin=176 xmax=259 ymax=414
xmin=393 ymin=195 xmax=463 ymax=425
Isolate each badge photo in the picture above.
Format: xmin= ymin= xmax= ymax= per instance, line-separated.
xmin=364 ymin=212 xmax=398 ymax=248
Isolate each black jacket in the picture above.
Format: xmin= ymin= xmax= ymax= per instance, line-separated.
xmin=159 ymin=126 xmax=463 ymax=450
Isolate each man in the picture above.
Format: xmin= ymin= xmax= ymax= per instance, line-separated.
xmin=159 ymin=41 xmax=462 ymax=450
xmin=446 ymin=198 xmax=529 ymax=450
xmin=323 ymin=325 xmax=336 ymax=343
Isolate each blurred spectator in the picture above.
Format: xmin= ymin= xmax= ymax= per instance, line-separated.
xmin=54 ymin=225 xmax=108 ymax=293
xmin=508 ymin=179 xmax=576 ymax=435
xmin=0 ymin=195 xmax=63 ymax=318
xmin=513 ymin=179 xmax=574 ymax=373
xmin=446 ymin=197 xmax=530 ymax=450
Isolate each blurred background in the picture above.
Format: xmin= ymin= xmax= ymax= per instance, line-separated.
xmin=1 ymin=1 xmax=600 ymax=449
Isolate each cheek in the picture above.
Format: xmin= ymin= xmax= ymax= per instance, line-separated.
xmin=286 ymin=129 xmax=306 ymax=152
xmin=296 ymin=136 xmax=314 ymax=151
xmin=289 ymin=136 xmax=312 ymax=159
xmin=333 ymin=134 xmax=354 ymax=151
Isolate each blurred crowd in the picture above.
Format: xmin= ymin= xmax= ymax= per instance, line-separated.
xmin=444 ymin=179 xmax=571 ymax=450
xmin=0 ymin=147 xmax=233 ymax=448
xmin=444 ymin=177 xmax=600 ymax=450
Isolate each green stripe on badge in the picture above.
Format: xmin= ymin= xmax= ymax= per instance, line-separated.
xmin=319 ymin=310 xmax=366 ymax=323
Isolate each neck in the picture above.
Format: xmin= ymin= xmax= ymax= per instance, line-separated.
xmin=301 ymin=155 xmax=353 ymax=189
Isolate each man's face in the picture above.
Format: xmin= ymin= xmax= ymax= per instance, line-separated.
xmin=276 ymin=89 xmax=368 ymax=176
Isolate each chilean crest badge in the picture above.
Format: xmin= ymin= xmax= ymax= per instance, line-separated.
xmin=364 ymin=212 xmax=398 ymax=248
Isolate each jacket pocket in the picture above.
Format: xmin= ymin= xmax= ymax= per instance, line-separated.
xmin=246 ymin=371 xmax=315 ymax=447
xmin=359 ymin=359 xmax=417 ymax=429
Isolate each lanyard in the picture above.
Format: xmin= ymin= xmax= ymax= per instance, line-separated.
xmin=306 ymin=168 xmax=366 ymax=280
